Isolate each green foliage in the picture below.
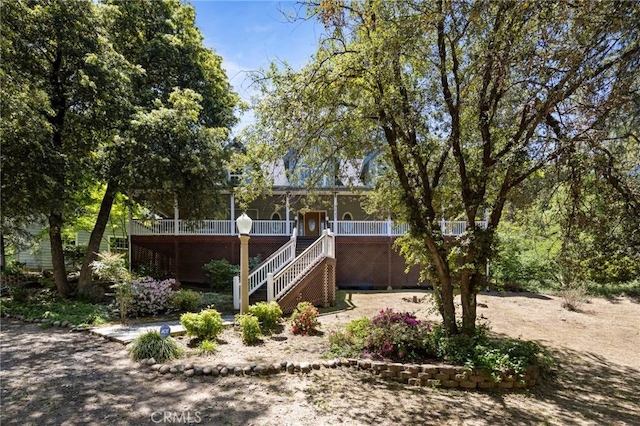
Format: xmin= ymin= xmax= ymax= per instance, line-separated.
xmin=1 ymin=260 xmax=26 ymax=276
xmin=201 ymin=292 xmax=235 ymax=312
xmin=328 ymin=310 xmax=551 ymax=379
xmin=91 ymin=252 xmax=132 ymax=323
xmin=202 ymin=259 xmax=239 ymax=291
xmin=328 ymin=317 xmax=372 ymax=358
xmin=248 ymin=301 xmax=282 ymax=334
xmin=290 ymin=302 xmax=319 ymax=335
xmin=243 ymin=0 xmax=640 ymax=336
xmin=170 ymin=289 xmax=203 ymax=312
xmin=1 ymin=0 xmax=239 ymax=297
xmin=235 ymin=314 xmax=261 ymax=345
xmin=249 ymin=255 xmax=262 ymax=271
xmin=197 ymin=339 xmax=217 ymax=355
xmin=7 ymin=287 xmax=36 ymax=304
xmin=180 ymin=308 xmax=224 ymax=340
xmin=128 ymin=331 xmax=183 ymax=363
xmin=586 ymin=280 xmax=640 ymax=298
xmin=1 ymin=289 xmax=109 ymax=326
xmin=63 ymin=244 xmax=88 ymax=270
xmin=492 ymin=219 xmax=560 ymax=291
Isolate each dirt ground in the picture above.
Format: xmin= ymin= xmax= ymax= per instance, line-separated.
xmin=1 ymin=290 xmax=639 ymax=425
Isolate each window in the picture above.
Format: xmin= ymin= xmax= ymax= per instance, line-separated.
xmin=342 ymin=212 xmax=353 ymax=234
xmin=108 ymin=236 xmax=129 ymax=254
xmin=271 ymin=212 xmax=281 ymax=220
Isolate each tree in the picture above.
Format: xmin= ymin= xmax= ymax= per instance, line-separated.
xmin=243 ymin=0 xmax=640 ymax=335
xmin=2 ymin=0 xmax=239 ymax=297
xmin=1 ymin=0 xmax=130 ymax=296
xmin=75 ymin=0 xmax=239 ymax=292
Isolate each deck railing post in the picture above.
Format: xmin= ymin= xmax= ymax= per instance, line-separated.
xmin=233 ymin=275 xmax=240 ymax=310
xmin=267 ymin=273 xmax=274 ymax=301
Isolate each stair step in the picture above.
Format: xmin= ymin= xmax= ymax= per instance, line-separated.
xmin=296 ymin=236 xmax=317 ymax=256
xmin=249 ymin=285 xmax=267 ymax=304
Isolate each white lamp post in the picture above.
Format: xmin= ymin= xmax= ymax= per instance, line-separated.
xmin=236 ymin=213 xmax=252 ymax=314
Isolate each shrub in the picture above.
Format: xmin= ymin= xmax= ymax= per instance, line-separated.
xmin=171 ymin=289 xmax=203 ymax=312
xmin=180 ymin=308 xmax=224 ymax=340
xmin=128 ymin=330 xmax=183 ymax=362
xmin=249 ymin=254 xmax=262 ymax=270
xmin=0 ymin=290 xmax=109 ymax=326
xmin=329 ymin=317 xmax=372 ymax=357
xmin=365 ymin=309 xmax=431 ymax=362
xmin=90 ymin=252 xmax=132 ymax=323
xmin=197 ymin=339 xmax=217 ymax=355
xmin=130 ymin=277 xmax=175 ymax=316
xmin=248 ymin=301 xmax=283 ymax=334
xmin=290 ymin=302 xmax=319 ymax=335
xmin=8 ymin=287 xmax=37 ymax=304
xmin=1 ymin=260 xmax=26 ymax=276
xmin=201 ymin=292 xmax=234 ymax=312
xmin=202 ymin=259 xmax=238 ymax=291
xmin=235 ymin=313 xmax=261 ymax=344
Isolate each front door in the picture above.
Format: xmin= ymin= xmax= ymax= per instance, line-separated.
xmin=303 ymin=212 xmax=321 ymax=237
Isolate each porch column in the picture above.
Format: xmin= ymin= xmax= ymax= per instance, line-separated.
xmin=333 ymin=192 xmax=338 ymax=233
xmin=173 ymin=193 xmax=179 ymax=236
xmin=230 ymin=192 xmax=236 ymax=235
xmin=387 ymin=214 xmax=392 ymax=236
xmin=285 ymin=193 xmax=290 ymax=234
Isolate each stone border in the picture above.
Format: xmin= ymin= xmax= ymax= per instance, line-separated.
xmin=2 ymin=313 xmax=87 ymax=332
xmin=2 ymin=313 xmax=540 ymax=391
xmin=140 ymin=357 xmax=540 ymax=391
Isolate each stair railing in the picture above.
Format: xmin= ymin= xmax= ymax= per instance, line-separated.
xmin=233 ymin=228 xmax=297 ymax=310
xmin=248 ymin=227 xmax=297 ymax=296
xmin=267 ymin=229 xmax=335 ymax=301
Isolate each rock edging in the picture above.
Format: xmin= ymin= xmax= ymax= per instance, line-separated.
xmin=141 ymin=357 xmax=540 ymax=391
xmin=2 ymin=313 xmax=86 ymax=331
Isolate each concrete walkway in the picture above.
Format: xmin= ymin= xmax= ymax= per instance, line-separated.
xmin=89 ymin=315 xmax=235 ymax=344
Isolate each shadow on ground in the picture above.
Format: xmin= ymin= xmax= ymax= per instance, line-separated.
xmin=2 ymin=317 xmax=639 ymax=425
xmin=301 ymin=346 xmax=640 ymax=425
xmin=0 ymin=320 xmax=273 ymax=426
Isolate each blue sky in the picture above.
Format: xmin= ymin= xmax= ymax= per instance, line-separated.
xmin=191 ymin=1 xmax=323 ymax=132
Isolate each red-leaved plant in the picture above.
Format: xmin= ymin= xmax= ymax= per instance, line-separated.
xmin=290 ymin=302 xmax=319 ymax=335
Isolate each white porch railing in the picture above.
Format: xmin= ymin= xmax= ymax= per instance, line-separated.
xmin=131 ymin=219 xmax=487 ymax=237
xmin=250 ymin=220 xmax=290 ymax=236
xmin=439 ymin=220 xmax=488 ymax=235
xmin=267 ymin=229 xmax=335 ymax=301
xmin=130 ymin=219 xmax=292 ymax=236
xmin=233 ymin=229 xmax=298 ymax=309
xmin=330 ymin=221 xmax=410 ymax=236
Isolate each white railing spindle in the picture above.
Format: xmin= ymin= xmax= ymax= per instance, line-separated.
xmin=270 ymin=230 xmax=335 ymax=301
xmin=247 ymin=228 xmax=297 ymax=296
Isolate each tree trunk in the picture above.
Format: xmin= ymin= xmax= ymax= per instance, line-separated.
xmin=49 ymin=211 xmax=71 ymax=297
xmin=77 ymin=181 xmax=118 ymax=291
xmin=425 ymin=236 xmax=458 ymax=334
xmin=460 ymin=272 xmax=480 ymax=336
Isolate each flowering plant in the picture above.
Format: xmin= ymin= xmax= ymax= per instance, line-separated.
xmin=365 ymin=308 xmax=431 ymax=362
xmin=130 ymin=277 xmax=176 ymax=316
xmin=290 ymin=302 xmax=319 ymax=335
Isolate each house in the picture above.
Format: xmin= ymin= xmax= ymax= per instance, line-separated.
xmin=130 ymin=145 xmax=486 ymax=312
xmin=12 ymin=223 xmax=128 ymax=271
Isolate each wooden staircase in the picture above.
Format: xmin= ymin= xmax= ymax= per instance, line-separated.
xmin=295 ymin=236 xmax=316 ymax=256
